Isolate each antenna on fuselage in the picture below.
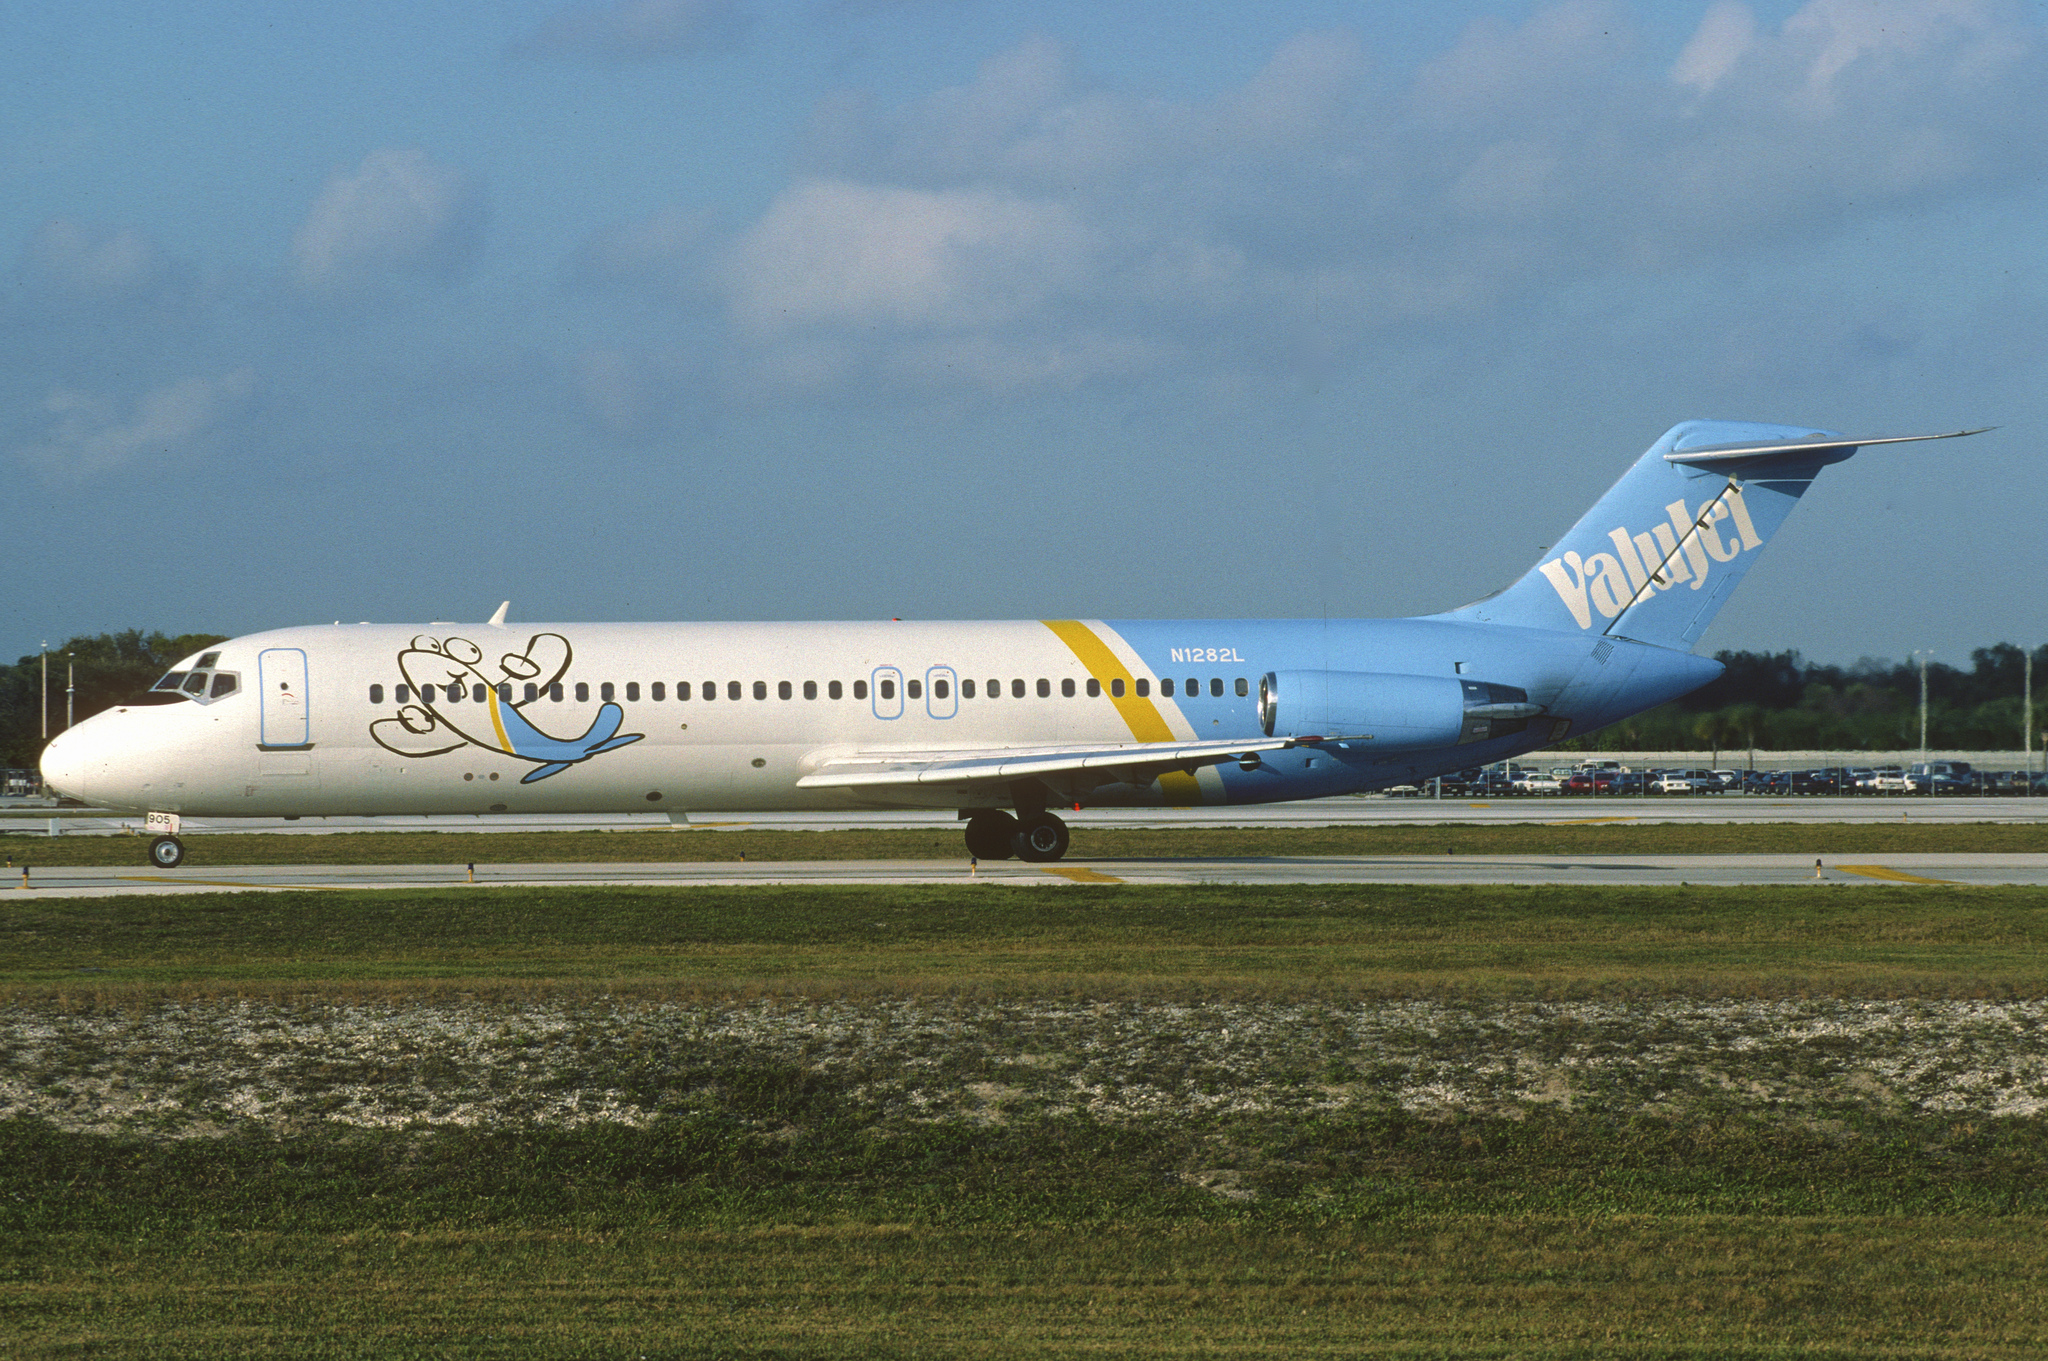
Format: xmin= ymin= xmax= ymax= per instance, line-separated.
xmin=487 ymin=601 xmax=510 ymax=629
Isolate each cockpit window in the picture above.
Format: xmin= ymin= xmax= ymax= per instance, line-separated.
xmin=153 ymin=671 xmax=189 ymax=692
xmin=210 ymin=673 xmax=239 ymax=698
xmin=196 ymin=652 xmax=221 ymax=669
xmin=182 ymin=672 xmax=210 ymax=694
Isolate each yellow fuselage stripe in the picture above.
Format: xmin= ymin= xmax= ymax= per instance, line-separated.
xmin=486 ymin=689 xmax=515 ymax=756
xmin=1041 ymin=620 xmax=1203 ymax=806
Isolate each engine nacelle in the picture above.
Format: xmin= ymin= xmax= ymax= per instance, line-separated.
xmin=1257 ymin=670 xmax=1542 ymax=749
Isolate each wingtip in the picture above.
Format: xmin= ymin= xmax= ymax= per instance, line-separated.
xmin=487 ymin=601 xmax=510 ymax=628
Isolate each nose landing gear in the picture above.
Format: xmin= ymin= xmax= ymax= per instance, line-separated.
xmin=148 ymin=836 xmax=186 ymax=869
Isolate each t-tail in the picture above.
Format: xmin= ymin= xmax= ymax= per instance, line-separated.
xmin=1440 ymin=420 xmax=1986 ymax=650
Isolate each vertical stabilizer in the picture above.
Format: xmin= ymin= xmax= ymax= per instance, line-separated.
xmin=1439 ymin=420 xmax=1861 ymax=650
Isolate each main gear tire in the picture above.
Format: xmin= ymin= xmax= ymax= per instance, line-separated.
xmin=1010 ymin=812 xmax=1070 ymax=863
xmin=963 ymin=812 xmax=1018 ymax=860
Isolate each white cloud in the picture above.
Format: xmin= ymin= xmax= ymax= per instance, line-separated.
xmin=720 ymin=178 xmax=1095 ymax=333
xmin=512 ymin=0 xmax=748 ymax=62
xmin=675 ymin=1 xmax=2048 ymax=399
xmin=16 ymin=370 xmax=256 ymax=480
xmin=1672 ymin=0 xmax=1757 ymax=94
xmin=291 ymin=150 xmax=484 ymax=290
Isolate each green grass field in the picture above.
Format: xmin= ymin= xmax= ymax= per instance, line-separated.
xmin=4 ymin=882 xmax=2048 ymax=999
xmin=2 ymin=816 xmax=2044 ymax=867
xmin=6 ymin=883 xmax=2048 ymax=1355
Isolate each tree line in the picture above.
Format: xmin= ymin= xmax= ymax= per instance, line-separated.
xmin=2 ymin=631 xmax=2044 ymax=771
xmin=1560 ymin=643 xmax=2048 ymax=755
xmin=1 ymin=631 xmax=227 ymax=769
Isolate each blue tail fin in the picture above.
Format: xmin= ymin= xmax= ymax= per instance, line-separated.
xmin=1443 ymin=420 xmax=1873 ymax=650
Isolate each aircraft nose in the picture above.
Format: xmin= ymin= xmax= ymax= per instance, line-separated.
xmin=39 ymin=725 xmax=92 ymax=803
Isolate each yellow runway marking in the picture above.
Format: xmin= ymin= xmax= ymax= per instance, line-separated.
xmin=1042 ymin=866 xmax=1123 ymax=883
xmin=1545 ymin=817 xmax=1639 ymax=826
xmin=1834 ymin=864 xmax=1965 ymax=886
xmin=1468 ymin=802 xmax=1490 ymax=808
xmin=118 ymin=876 xmax=350 ymax=891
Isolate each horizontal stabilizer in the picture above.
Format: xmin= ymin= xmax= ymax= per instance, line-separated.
xmin=1663 ymin=428 xmax=1990 ymax=467
xmin=797 ymin=736 xmax=1307 ymax=792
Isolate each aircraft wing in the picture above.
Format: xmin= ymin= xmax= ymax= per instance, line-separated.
xmin=796 ymin=735 xmax=1311 ymax=794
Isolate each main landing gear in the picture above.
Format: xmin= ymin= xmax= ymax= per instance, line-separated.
xmin=148 ymin=836 xmax=186 ymax=869
xmin=962 ymin=809 xmax=1071 ymax=863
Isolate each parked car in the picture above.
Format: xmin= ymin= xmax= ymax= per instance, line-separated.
xmin=1654 ymin=769 xmax=1716 ymax=794
xmin=1512 ymin=771 xmax=1564 ymax=795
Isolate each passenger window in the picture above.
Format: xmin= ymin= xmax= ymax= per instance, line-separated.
xmin=678 ymin=682 xmax=692 ymax=700
xmin=1161 ymin=678 xmax=1174 ymax=697
xmin=1235 ymin=677 xmax=1248 ymax=697
xmin=907 ymin=679 xmax=921 ymax=700
xmin=549 ymin=682 xmax=563 ymax=702
xmin=1186 ymin=678 xmax=1198 ymax=696
xmin=1110 ymin=678 xmax=1124 ymax=698
xmin=1036 ymin=679 xmax=1050 ymax=698
xmin=962 ymin=679 xmax=976 ymax=699
xmin=804 ymin=680 xmax=817 ymax=700
xmin=496 ymin=683 xmax=510 ymax=702
xmin=651 ymin=682 xmax=665 ymax=701
xmin=1061 ymin=678 xmax=1075 ymax=698
xmin=753 ymin=681 xmax=767 ymax=700
xmin=829 ymin=680 xmax=843 ymax=700
xmin=600 ymin=682 xmax=615 ymax=702
xmin=370 ymin=684 xmax=385 ymax=704
xmin=524 ymin=683 xmax=538 ymax=702
xmin=440 ymin=683 xmax=459 ymax=703
xmin=1136 ymin=679 xmax=1150 ymax=697
xmin=625 ymin=682 xmax=640 ymax=701
xmin=575 ymin=683 xmax=589 ymax=702
xmin=1011 ymin=679 xmax=1025 ymax=698
xmin=854 ymin=679 xmax=868 ymax=700
xmin=987 ymin=679 xmax=1000 ymax=698
xmin=212 ymin=674 xmax=239 ymax=699
xmin=934 ymin=678 xmax=949 ymax=700
xmin=728 ymin=681 xmax=742 ymax=700
xmin=778 ymin=681 xmax=792 ymax=700
xmin=1210 ymin=678 xmax=1223 ymax=697
xmin=196 ymin=652 xmax=221 ymax=669
xmin=880 ymin=679 xmax=896 ymax=700
xmin=1086 ymin=678 xmax=1100 ymax=698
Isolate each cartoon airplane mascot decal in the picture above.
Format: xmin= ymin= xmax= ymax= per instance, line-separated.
xmin=370 ymin=633 xmax=642 ymax=783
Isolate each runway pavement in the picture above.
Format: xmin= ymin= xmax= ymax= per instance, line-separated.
xmin=7 ymin=795 xmax=2048 ymax=838
xmin=13 ymin=852 xmax=2048 ymax=897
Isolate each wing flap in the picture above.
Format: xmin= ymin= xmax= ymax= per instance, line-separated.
xmin=796 ymin=736 xmax=1307 ymax=791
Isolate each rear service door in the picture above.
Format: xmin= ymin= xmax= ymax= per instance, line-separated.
xmin=258 ymin=648 xmax=312 ymax=749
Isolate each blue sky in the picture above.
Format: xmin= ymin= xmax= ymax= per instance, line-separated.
xmin=6 ymin=0 xmax=2046 ymax=671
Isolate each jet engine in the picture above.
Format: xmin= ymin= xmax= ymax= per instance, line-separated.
xmin=1257 ymin=671 xmax=1543 ymax=748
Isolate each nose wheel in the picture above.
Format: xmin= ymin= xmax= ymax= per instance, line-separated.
xmin=148 ymin=836 xmax=186 ymax=869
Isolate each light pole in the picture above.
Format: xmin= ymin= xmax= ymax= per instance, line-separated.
xmin=39 ymin=640 xmax=48 ymax=742
xmin=1911 ymin=649 xmax=1935 ymax=796
xmin=64 ymin=656 xmax=74 ymax=732
xmin=2025 ymin=649 xmax=2034 ymax=782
